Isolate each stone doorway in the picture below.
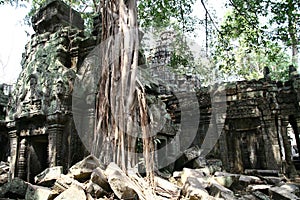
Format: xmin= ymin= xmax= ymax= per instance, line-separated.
xmin=26 ymin=135 xmax=48 ymax=182
xmin=288 ymin=115 xmax=300 ymax=169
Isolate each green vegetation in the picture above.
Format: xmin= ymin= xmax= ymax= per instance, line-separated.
xmin=1 ymin=0 xmax=299 ymax=82
xmin=213 ymin=0 xmax=299 ymax=81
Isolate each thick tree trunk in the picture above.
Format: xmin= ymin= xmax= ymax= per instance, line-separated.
xmin=94 ymin=0 xmax=154 ymax=180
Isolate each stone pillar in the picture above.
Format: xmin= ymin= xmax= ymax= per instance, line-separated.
xmin=47 ymin=113 xmax=65 ymax=168
xmin=8 ymin=129 xmax=18 ymax=180
xmin=263 ymin=117 xmax=282 ymax=170
xmin=17 ymin=139 xmax=27 ymax=180
xmin=294 ymin=118 xmax=300 ymax=157
xmin=281 ymin=116 xmax=297 ymax=178
xmin=218 ymin=130 xmax=229 ymax=171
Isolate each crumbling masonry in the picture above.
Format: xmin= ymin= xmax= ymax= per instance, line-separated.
xmin=1 ymin=0 xmax=300 ymax=182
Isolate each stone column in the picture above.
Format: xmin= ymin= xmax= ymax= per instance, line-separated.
xmin=281 ymin=116 xmax=297 ymax=179
xmin=218 ymin=126 xmax=229 ymax=171
xmin=263 ymin=116 xmax=282 ymax=170
xmin=17 ymin=139 xmax=27 ymax=180
xmin=294 ymin=117 xmax=300 ymax=157
xmin=47 ymin=113 xmax=65 ymax=168
xmin=8 ymin=128 xmax=18 ymax=180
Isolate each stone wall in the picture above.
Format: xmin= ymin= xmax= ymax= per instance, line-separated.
xmin=157 ymin=75 xmax=300 ymax=177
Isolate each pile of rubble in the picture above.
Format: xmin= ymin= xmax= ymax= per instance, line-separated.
xmin=0 ymin=155 xmax=300 ymax=200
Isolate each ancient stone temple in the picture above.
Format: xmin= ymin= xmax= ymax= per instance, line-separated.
xmin=5 ymin=0 xmax=96 ymax=182
xmin=194 ymin=71 xmax=300 ymax=177
xmin=3 ymin=0 xmax=300 ymax=185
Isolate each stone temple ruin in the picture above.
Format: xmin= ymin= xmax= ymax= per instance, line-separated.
xmin=1 ymin=0 xmax=300 ymax=189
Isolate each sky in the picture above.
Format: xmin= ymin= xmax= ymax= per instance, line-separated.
xmin=0 ymin=3 xmax=33 ymax=84
xmin=0 ymin=0 xmax=226 ymax=85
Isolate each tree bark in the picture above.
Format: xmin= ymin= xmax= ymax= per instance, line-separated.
xmin=94 ymin=0 xmax=154 ymax=181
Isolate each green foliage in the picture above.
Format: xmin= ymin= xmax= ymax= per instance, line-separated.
xmin=138 ymin=0 xmax=198 ymax=33
xmin=212 ymin=0 xmax=298 ymax=81
xmin=168 ymin=35 xmax=195 ymax=73
xmin=138 ymin=0 xmax=203 ymax=81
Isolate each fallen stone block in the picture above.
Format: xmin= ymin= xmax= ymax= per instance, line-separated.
xmin=214 ymin=176 xmax=234 ymax=188
xmin=34 ymin=166 xmax=63 ymax=186
xmin=54 ymin=185 xmax=86 ymax=200
xmin=0 ymin=173 xmax=8 ymax=186
xmin=280 ymin=183 xmax=300 ymax=195
xmin=181 ymin=168 xmax=207 ymax=185
xmin=192 ymin=157 xmax=207 ymax=169
xmin=206 ymin=159 xmax=223 ymax=173
xmin=269 ymin=186 xmax=300 ymax=200
xmin=261 ymin=176 xmax=285 ymax=185
xmin=68 ymin=155 xmax=104 ymax=181
xmin=172 ymin=171 xmax=182 ymax=179
xmin=91 ymin=167 xmax=110 ymax=191
xmin=25 ymin=184 xmax=53 ymax=200
xmin=85 ymin=181 xmax=108 ymax=198
xmin=52 ymin=174 xmax=84 ymax=195
xmin=105 ymin=163 xmax=143 ymax=200
xmin=247 ymin=184 xmax=271 ymax=193
xmin=155 ymin=176 xmax=181 ymax=199
xmin=252 ymin=190 xmax=271 ymax=200
xmin=214 ymin=172 xmax=240 ymax=188
xmin=241 ymin=194 xmax=261 ymax=200
xmin=0 ymin=162 xmax=9 ymax=175
xmin=214 ymin=171 xmax=240 ymax=178
xmin=176 ymin=146 xmax=202 ymax=167
xmin=209 ymin=180 xmax=236 ymax=199
xmin=244 ymin=169 xmax=280 ymax=177
xmin=239 ymin=175 xmax=262 ymax=185
xmin=182 ymin=177 xmax=211 ymax=200
xmin=220 ymin=192 xmax=238 ymax=200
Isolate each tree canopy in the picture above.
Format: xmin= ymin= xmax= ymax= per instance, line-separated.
xmin=1 ymin=0 xmax=299 ymax=82
xmin=213 ymin=0 xmax=299 ymax=81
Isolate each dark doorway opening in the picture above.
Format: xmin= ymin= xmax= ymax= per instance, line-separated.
xmin=27 ymin=135 xmax=48 ymax=183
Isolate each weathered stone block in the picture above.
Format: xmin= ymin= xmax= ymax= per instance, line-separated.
xmin=181 ymin=168 xmax=207 ymax=185
xmin=252 ymin=190 xmax=271 ymax=200
xmin=52 ymin=174 xmax=84 ymax=195
xmin=269 ymin=186 xmax=300 ymax=200
xmin=32 ymin=0 xmax=84 ymax=33
xmin=68 ymin=155 xmax=103 ymax=181
xmin=209 ymin=180 xmax=236 ymax=199
xmin=213 ymin=175 xmax=236 ymax=188
xmin=90 ymin=167 xmax=110 ymax=191
xmin=280 ymin=184 xmax=300 ymax=194
xmin=182 ymin=177 xmax=211 ymax=200
xmin=239 ymin=175 xmax=261 ymax=185
xmin=247 ymin=184 xmax=271 ymax=193
xmin=34 ymin=166 xmax=63 ymax=186
xmin=85 ymin=181 xmax=108 ymax=198
xmin=105 ymin=163 xmax=138 ymax=200
xmin=54 ymin=184 xmax=86 ymax=200
xmin=155 ymin=176 xmax=181 ymax=199
xmin=25 ymin=184 xmax=53 ymax=200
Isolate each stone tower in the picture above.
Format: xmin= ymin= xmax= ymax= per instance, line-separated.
xmin=5 ymin=0 xmax=94 ymax=182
